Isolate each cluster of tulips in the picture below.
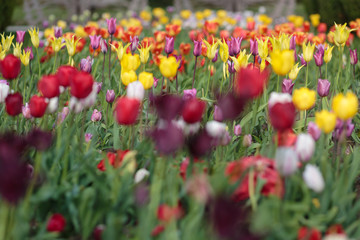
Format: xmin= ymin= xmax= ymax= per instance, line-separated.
xmin=0 ymin=6 xmax=360 ymax=240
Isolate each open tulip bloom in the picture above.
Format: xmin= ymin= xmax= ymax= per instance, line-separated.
xmin=0 ymin=10 xmax=360 ymax=240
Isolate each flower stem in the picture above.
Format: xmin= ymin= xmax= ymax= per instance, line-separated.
xmin=276 ymin=75 xmax=280 ymax=92
xmin=192 ymin=56 xmax=198 ymax=89
xmin=36 ymin=47 xmax=41 ymax=77
xmin=334 ymin=46 xmax=343 ymax=94
xmin=206 ymin=61 xmax=211 ymax=98
xmin=53 ymin=52 xmax=57 ymax=73
xmin=305 ymin=64 xmax=309 ymax=88
xmin=108 ymin=35 xmax=113 ymax=85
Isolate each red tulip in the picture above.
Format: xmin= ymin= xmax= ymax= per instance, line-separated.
xmin=70 ymin=71 xmax=94 ymax=99
xmin=5 ymin=93 xmax=23 ymax=116
xmin=56 ymin=65 xmax=77 ymax=87
xmin=38 ymin=75 xmax=60 ymax=98
xmin=234 ymin=66 xmax=269 ymax=99
xmin=297 ymin=227 xmax=321 ymax=240
xmin=269 ymin=102 xmax=295 ymax=131
xmin=114 ymin=97 xmax=140 ymax=125
xmin=29 ymin=95 xmax=47 ymax=118
xmin=47 ymin=213 xmax=66 ymax=232
xmin=0 ymin=54 xmax=21 ymax=80
xmin=182 ymin=98 xmax=206 ymax=123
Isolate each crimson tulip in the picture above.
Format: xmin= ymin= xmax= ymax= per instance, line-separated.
xmin=47 ymin=213 xmax=66 ymax=232
xmin=297 ymin=227 xmax=321 ymax=240
xmin=56 ymin=65 xmax=77 ymax=87
xmin=38 ymin=75 xmax=60 ymax=98
xmin=182 ymin=98 xmax=206 ymax=123
xmin=5 ymin=93 xmax=23 ymax=116
xmin=29 ymin=95 xmax=47 ymax=118
xmin=70 ymin=71 xmax=94 ymax=99
xmin=0 ymin=54 xmax=21 ymax=80
xmin=269 ymin=102 xmax=295 ymax=131
xmin=234 ymin=66 xmax=269 ymax=99
xmin=114 ymin=97 xmax=140 ymax=125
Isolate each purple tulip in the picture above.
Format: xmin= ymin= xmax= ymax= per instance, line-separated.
xmin=91 ymin=109 xmax=102 ymax=122
xmin=350 ymin=48 xmax=358 ymax=65
xmin=250 ymin=39 xmax=258 ymax=56
xmin=290 ymin=35 xmax=296 ymax=50
xmin=213 ymin=105 xmax=223 ymax=122
xmin=85 ymin=133 xmax=93 ymax=143
xmin=229 ymin=37 xmax=242 ymax=56
xmin=316 ymin=44 xmax=325 ymax=57
xmin=106 ymin=89 xmax=115 ymax=103
xmin=100 ymin=39 xmax=108 ymax=53
xmin=24 ymin=47 xmax=34 ymax=60
xmin=106 ymin=18 xmax=117 ymax=35
xmin=333 ymin=119 xmax=355 ymax=140
xmin=151 ymin=121 xmax=184 ymax=155
xmin=165 ymin=36 xmax=175 ymax=55
xmin=54 ymin=27 xmax=62 ymax=38
xmin=153 ymin=77 xmax=159 ymax=88
xmin=228 ymin=60 xmax=236 ymax=74
xmin=16 ymin=31 xmax=26 ymax=43
xmin=175 ymin=54 xmax=182 ymax=70
xmin=293 ymin=49 xmax=298 ymax=62
xmin=69 ymin=23 xmax=76 ymax=31
xmin=39 ymin=40 xmax=45 ymax=48
xmin=299 ymin=54 xmax=307 ymax=66
xmin=130 ymin=35 xmax=139 ymax=54
xmin=95 ymin=82 xmax=102 ymax=93
xmin=282 ymin=79 xmax=295 ymax=94
xmin=22 ymin=103 xmax=31 ymax=119
xmin=89 ymin=35 xmax=101 ymax=50
xmin=317 ymin=79 xmax=330 ymax=97
xmin=234 ymin=124 xmax=242 ymax=136
xmin=183 ymin=88 xmax=197 ymax=100
xmin=314 ymin=51 xmax=323 ymax=67
xmin=193 ymin=40 xmax=202 ymax=57
xmin=80 ymin=56 xmax=93 ymax=73
xmin=42 ymin=20 xmax=49 ymax=28
xmin=308 ymin=122 xmax=321 ymax=141
xmin=212 ymin=50 xmax=218 ymax=62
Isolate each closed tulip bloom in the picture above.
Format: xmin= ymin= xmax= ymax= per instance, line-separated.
xmin=268 ymin=92 xmax=295 ymax=131
xmin=47 ymin=213 xmax=66 ymax=232
xmin=303 ymin=164 xmax=324 ymax=193
xmin=106 ymin=18 xmax=117 ymax=35
xmin=256 ymin=37 xmax=269 ymax=60
xmin=0 ymin=54 xmax=21 ymax=80
xmin=332 ymin=23 xmax=353 ymax=47
xmin=275 ymin=147 xmax=299 ymax=176
xmin=350 ymin=49 xmax=358 ymax=65
xmin=218 ymin=39 xmax=229 ymax=62
xmin=114 ymin=97 xmax=141 ymax=125
xmin=229 ymin=37 xmax=241 ymax=56
xmin=80 ymin=56 xmax=93 ymax=73
xmin=127 ymin=81 xmax=145 ymax=101
xmin=183 ymin=88 xmax=197 ymax=100
xmin=29 ymin=95 xmax=48 ymax=118
xmin=270 ymin=50 xmax=294 ymax=76
xmin=242 ymin=134 xmax=252 ymax=147
xmin=165 ymin=36 xmax=175 ymax=55
xmin=38 ymin=75 xmax=60 ymax=98
xmin=70 ymin=71 xmax=94 ymax=99
xmin=324 ymin=46 xmax=334 ymax=63
xmin=106 ymin=89 xmax=115 ymax=103
xmin=315 ymin=110 xmax=337 ymax=133
xmin=20 ymin=50 xmax=31 ymax=66
xmin=234 ymin=124 xmax=242 ymax=136
xmin=288 ymin=63 xmax=304 ymax=80
xmin=16 ymin=31 xmax=26 ymax=43
xmin=121 ymin=53 xmax=140 ymax=72
xmin=250 ymin=38 xmax=258 ymax=55
xmin=205 ymin=121 xmax=226 ymax=138
xmin=54 ymin=26 xmax=62 ymax=38
xmin=182 ymin=98 xmax=206 ymax=124
xmin=310 ymin=14 xmax=320 ymax=27
xmin=139 ymin=71 xmax=154 ymax=89
xmin=89 ymin=35 xmax=101 ymax=50
xmin=289 ymin=35 xmax=296 ymax=50
xmin=213 ymin=105 xmax=223 ymax=122
xmin=46 ymin=97 xmax=58 ymax=113
xmin=292 ymin=87 xmax=316 ymax=110
xmin=85 ymin=133 xmax=93 ymax=143
xmin=298 ymin=54 xmax=307 ymax=66
xmin=130 ymin=36 xmax=139 ymax=54
xmin=313 ymin=51 xmax=323 ymax=67
xmin=22 ymin=103 xmax=31 ymax=119
xmin=0 ymin=80 xmax=9 ymax=103
xmin=100 ymin=39 xmax=107 ymax=53
xmin=159 ymin=56 xmax=178 ymax=78
xmin=302 ymin=42 xmax=315 ymax=62
xmin=282 ymin=79 xmax=295 ymax=94
xmin=295 ymin=133 xmax=315 ymax=162
xmin=317 ymin=79 xmax=330 ymax=97
xmin=91 ymin=109 xmax=102 ymax=122
xmin=28 ymin=27 xmax=40 ymax=48
xmin=12 ymin=42 xmax=22 ymax=58
xmin=332 ymin=92 xmax=358 ymax=120
xmin=121 ymin=70 xmax=137 ymax=86
xmin=307 ymin=121 xmax=321 ymax=140
xmin=24 ymin=47 xmax=34 ymax=60
xmin=56 ymin=65 xmax=77 ymax=87
xmin=193 ymin=40 xmax=202 ymax=57
xmin=5 ymin=92 xmax=23 ymax=116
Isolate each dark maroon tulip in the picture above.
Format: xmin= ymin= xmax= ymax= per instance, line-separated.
xmin=0 ymin=54 xmax=21 ymax=80
xmin=187 ymin=130 xmax=215 ymax=158
xmin=151 ymin=122 xmax=184 ymax=155
xmin=26 ymin=129 xmax=53 ymax=151
xmin=154 ymin=94 xmax=183 ymax=121
xmin=216 ymin=93 xmax=247 ymax=121
xmin=5 ymin=92 xmax=23 ymax=116
xmin=93 ymin=225 xmax=105 ymax=240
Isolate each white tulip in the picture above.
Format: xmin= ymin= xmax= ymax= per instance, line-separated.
xmin=295 ymin=133 xmax=315 ymax=162
xmin=127 ymin=81 xmax=145 ymax=101
xmin=303 ymin=164 xmax=324 ymax=193
xmin=0 ymin=81 xmax=10 ymax=103
xmin=134 ymin=168 xmax=150 ymax=184
xmin=275 ymin=147 xmax=299 ymax=176
xmin=205 ymin=121 xmax=226 ymax=138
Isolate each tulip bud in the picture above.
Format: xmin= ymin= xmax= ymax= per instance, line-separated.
xmin=91 ymin=109 xmax=102 ymax=122
xmin=205 ymin=120 xmax=226 ymax=138
xmin=213 ymin=105 xmax=223 ymax=122
xmin=29 ymin=95 xmax=48 ymax=118
xmin=47 ymin=213 xmax=66 ymax=232
xmin=182 ymin=98 xmax=206 ymax=124
xmin=54 ymin=27 xmax=62 ymax=38
xmin=290 ymin=35 xmax=296 ymax=50
xmin=106 ymin=89 xmax=115 ymax=103
xmin=0 ymin=54 xmax=21 ymax=80
xmin=275 ymin=147 xmax=299 ymax=176
xmin=220 ymin=130 xmax=231 ymax=146
xmin=130 ymin=35 xmax=139 ymax=53
xmin=183 ymin=88 xmax=197 ymax=100
xmin=38 ymin=74 xmax=60 ymax=98
xmin=127 ymin=81 xmax=145 ymax=101
xmin=153 ymin=77 xmax=159 ymax=88
xmin=139 ymin=72 xmax=154 ymax=90
xmin=303 ymin=164 xmax=324 ymax=193
xmin=22 ymin=103 xmax=32 ymax=119
xmin=16 ymin=31 xmax=26 ymax=43
xmin=80 ymin=56 xmax=93 ymax=73
xmin=5 ymin=92 xmax=23 ymax=116
xmin=228 ymin=60 xmax=236 ymax=73
xmin=193 ymin=40 xmax=202 ymax=57
xmin=314 ymin=51 xmax=323 ymax=67
xmin=24 ymin=47 xmax=34 ymax=60
xmin=234 ymin=124 xmax=242 ymax=136
xmin=114 ymin=97 xmax=141 ymax=125
xmin=100 ymin=39 xmax=108 ymax=53
xmin=56 ymin=65 xmax=77 ymax=88
xmin=295 ymin=133 xmax=315 ymax=162
xmin=268 ymin=92 xmax=295 ymax=131
xmin=282 ymin=79 xmax=295 ymax=94
xmin=298 ymin=54 xmax=307 ymax=66
xmin=85 ymin=133 xmax=93 ymax=143
xmin=229 ymin=37 xmax=241 ymax=56
xmin=242 ymin=134 xmax=252 ymax=147
xmin=212 ymin=50 xmax=218 ymax=62
xmin=317 ymin=79 xmax=330 ymax=97
xmin=70 ymin=71 xmax=94 ymax=99
xmin=106 ymin=18 xmax=117 ymax=35
xmin=46 ymin=97 xmax=58 ymax=113
xmin=89 ymin=35 xmax=101 ymax=50
xmin=250 ymin=39 xmax=258 ymax=56
xmin=307 ymin=122 xmax=321 ymax=141
xmin=165 ymin=36 xmax=175 ymax=55
xmin=0 ymin=80 xmax=9 ymax=103
xmin=134 ymin=168 xmax=150 ymax=184
xmin=93 ymin=225 xmax=105 ymax=240
xmin=350 ymin=48 xmax=358 ymax=65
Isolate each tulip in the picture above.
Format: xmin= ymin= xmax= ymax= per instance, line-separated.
xmin=275 ymin=147 xmax=299 ymax=176
xmin=89 ymin=35 xmax=101 ymax=50
xmin=309 ymin=14 xmax=320 ymax=27
xmin=183 ymin=88 xmax=197 ymax=100
xmin=333 ymin=119 xmax=355 ymax=141
xmin=234 ymin=66 xmax=269 ymax=99
xmin=16 ymin=31 xmax=25 ymax=43
xmin=314 ymin=51 xmax=323 ymax=67
xmin=185 ymin=174 xmax=213 ymax=204
xmin=0 ymin=80 xmax=9 ymax=103
xmin=12 ymin=42 xmax=22 ymax=58
xmin=29 ymin=95 xmax=48 ymax=118
xmin=230 ymin=49 xmax=251 ymax=72
xmin=24 ymin=47 xmax=34 ymax=60
xmin=242 ymin=134 xmax=252 ymax=147
xmin=106 ymin=89 xmax=115 ymax=103
xmin=282 ymin=79 xmax=295 ymax=94
xmin=139 ymin=71 xmax=154 ymax=90
xmin=269 ymin=92 xmax=295 ymax=131
xmin=213 ymin=105 xmax=223 ymax=122
xmin=295 ymin=133 xmax=315 ymax=162
xmin=159 ymin=56 xmax=178 ymax=78
xmin=114 ymin=97 xmax=141 ymax=125
xmin=315 ymin=110 xmax=337 ymax=133
xmin=111 ymin=42 xmax=131 ymax=61
xmin=182 ymin=98 xmax=206 ymax=124
xmin=317 ymin=79 xmax=330 ymax=97
xmin=127 ymin=81 xmax=145 ymax=101
xmin=80 ymin=56 xmax=93 ymax=73
xmin=229 ymin=37 xmax=241 ymax=56
xmin=138 ymin=44 xmax=151 ymax=64
xmin=203 ymin=39 xmax=219 ymax=60
xmin=324 ymin=46 xmax=334 ymax=63
xmin=130 ymin=35 xmax=139 ymax=54
xmin=121 ymin=53 xmax=140 ymax=71
xmin=298 ymin=54 xmax=307 ymax=66
xmin=1 ymin=33 xmax=14 ymax=52
xmin=193 ymin=40 xmax=202 ymax=57
xmin=332 ymin=92 xmax=358 ymax=120
xmin=205 ymin=121 xmax=226 ymax=139
xmin=91 ymin=109 xmax=102 ymax=122
xmin=5 ymin=93 xmax=23 ymax=116
xmin=234 ymin=124 xmax=242 ymax=136
xmin=212 ymin=50 xmax=218 ymax=63
xmin=298 ymin=227 xmax=321 ymax=240
xmin=302 ymin=42 xmax=315 ymax=63
xmin=151 ymin=121 xmax=184 ymax=155
xmin=307 ymin=122 xmax=321 ymax=141
xmin=22 ymin=103 xmax=31 ymax=119
xmin=332 ymin=23 xmax=353 ymax=47
xmin=250 ymin=39 xmax=258 ymax=56
xmin=134 ymin=168 xmax=150 ymax=184
xmin=38 ymin=75 xmax=60 ymax=98
xmin=256 ymin=37 xmax=269 ymax=64
xmin=85 ymin=133 xmax=93 ymax=143
xmin=106 ymin=18 xmax=117 ymax=35
xmin=100 ymin=39 xmax=107 ymax=53
xmin=165 ymin=36 xmax=175 ymax=55
xmin=28 ymin=27 xmax=40 ymax=48
xmin=0 ymin=54 xmax=21 ymax=80
xmin=65 ymin=35 xmax=81 ymax=57
xmin=56 ymin=65 xmax=77 ymax=87
xmin=303 ymin=164 xmax=324 ymax=193
xmin=121 ymin=70 xmax=137 ymax=86
xmin=46 ymin=97 xmax=58 ymax=113
xmin=70 ymin=71 xmax=94 ymax=99
xmin=350 ymin=48 xmax=358 ymax=65
xmin=218 ymin=39 xmax=229 ymax=63
xmin=270 ymin=49 xmax=294 ymax=76
xmin=53 ymin=27 xmax=62 ymax=38
xmin=289 ymin=35 xmax=296 ymax=50
xmin=288 ymin=63 xmax=304 ymax=80
xmin=292 ymin=87 xmax=316 ymax=110
xmin=47 ymin=213 xmax=66 ymax=232
xmin=20 ymin=49 xmax=31 ymax=66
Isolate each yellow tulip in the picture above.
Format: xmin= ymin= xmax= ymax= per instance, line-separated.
xmin=279 ymin=33 xmax=292 ymax=50
xmin=138 ymin=44 xmax=151 ymax=64
xmin=302 ymin=42 xmax=315 ymax=63
xmin=195 ymin=11 xmax=204 ymax=21
xmin=159 ymin=56 xmax=178 ymax=78
xmin=44 ymin=28 xmax=54 ymax=39
xmin=121 ymin=53 xmax=140 ymax=72
xmin=292 ymin=87 xmax=316 ymax=110
xmin=309 ymin=14 xmax=320 ymax=27
xmin=180 ymin=10 xmax=191 ymax=20
xmin=28 ymin=28 xmax=40 ymax=48
xmin=315 ymin=110 xmax=337 ymax=133
xmin=324 ymin=46 xmax=334 ymax=63
xmin=153 ymin=8 xmax=165 ymax=18
xmin=51 ymin=38 xmax=65 ymax=53
xmin=230 ymin=50 xmax=251 ymax=72
xmin=20 ymin=49 xmax=31 ymax=66
xmin=203 ymin=39 xmax=219 ymax=60
xmin=160 ymin=16 xmax=169 ymax=24
xmin=57 ymin=20 xmax=67 ymax=29
xmin=74 ymin=25 xmax=87 ymax=38
xmin=65 ymin=35 xmax=81 ymax=57
xmin=140 ymin=10 xmax=152 ymax=21
xmin=1 ymin=33 xmax=14 ymax=52
xmin=269 ymin=36 xmax=281 ymax=52
xmin=217 ymin=10 xmax=227 ymax=19
xmin=258 ymin=14 xmax=272 ymax=25
xmin=139 ymin=71 xmax=154 ymax=90
xmin=294 ymin=16 xmax=304 ymax=28
xmin=121 ymin=70 xmax=137 ymax=86
xmin=332 ymin=92 xmax=358 ymax=120
xmin=257 ymin=37 xmax=269 ymax=60
xmin=217 ymin=39 xmax=229 ymax=63
xmin=270 ymin=49 xmax=294 ymax=76
xmin=331 ymin=23 xmax=354 ymax=47
xmin=0 ymin=50 xmax=6 ymax=60
xmin=112 ymin=42 xmax=131 ymax=61
xmin=289 ymin=63 xmax=304 ymax=80
xmin=12 ymin=42 xmax=23 ymax=57
xmin=203 ymin=9 xmax=212 ymax=18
